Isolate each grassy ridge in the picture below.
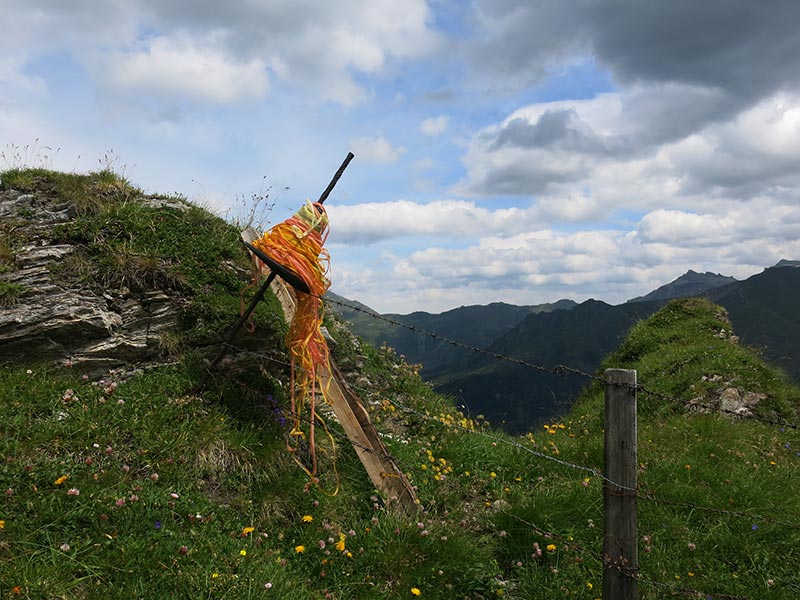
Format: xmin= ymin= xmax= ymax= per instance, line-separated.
xmin=1 ymin=171 xmax=799 ymax=598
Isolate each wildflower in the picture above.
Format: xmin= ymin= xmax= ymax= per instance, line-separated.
xmin=688 ymin=542 xmax=696 ymax=551
xmin=242 ymin=526 xmax=255 ymax=536
xmin=546 ymin=544 xmax=557 ymax=552
xmin=335 ymin=533 xmax=346 ymax=552
xmin=240 ymin=549 xmax=247 ymax=556
xmin=115 ymin=498 xmax=126 ymax=507
xmin=767 ymin=579 xmax=775 ymax=586
xmin=318 ymin=540 xmax=326 ymax=549
xmin=67 ymin=488 xmax=80 ymax=496
xmin=54 ymin=475 xmax=69 ymax=485
xmin=586 ymin=582 xmax=593 ymax=590
xmin=212 ymin=573 xmax=219 ymax=579
xmin=170 ymin=492 xmax=179 ymax=499
xmin=155 ymin=521 xmax=162 ymax=529
xmin=490 ymin=472 xmax=497 ymax=479
xmin=179 ymin=545 xmax=188 ymax=555
xmin=264 ymin=582 xmax=273 ymax=589
xmin=752 ymin=524 xmax=759 ymax=531
xmin=302 ymin=515 xmax=314 ymax=523
xmin=0 ymin=520 xmax=6 ymax=529
xmin=295 ymin=545 xmax=305 ymax=554
xmin=411 ymin=588 xmax=422 ymax=596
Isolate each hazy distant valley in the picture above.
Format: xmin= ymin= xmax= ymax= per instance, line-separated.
xmin=331 ymin=263 xmax=800 ymax=432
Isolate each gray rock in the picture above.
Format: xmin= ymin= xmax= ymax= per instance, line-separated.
xmin=0 ymin=189 xmax=180 ymax=375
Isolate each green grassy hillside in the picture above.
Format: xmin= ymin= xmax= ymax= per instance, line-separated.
xmin=1 ymin=170 xmax=799 ymax=599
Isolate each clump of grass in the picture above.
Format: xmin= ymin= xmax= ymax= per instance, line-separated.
xmin=0 ymin=281 xmax=26 ymax=306
xmin=0 ymin=168 xmax=137 ymax=215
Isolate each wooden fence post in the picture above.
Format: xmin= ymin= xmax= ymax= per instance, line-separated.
xmin=603 ymin=368 xmax=638 ymax=600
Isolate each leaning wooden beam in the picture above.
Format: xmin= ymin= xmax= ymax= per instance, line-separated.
xmin=241 ymin=228 xmax=420 ymax=515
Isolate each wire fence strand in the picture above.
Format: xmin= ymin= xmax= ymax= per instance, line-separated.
xmin=323 ymin=294 xmax=800 ymax=431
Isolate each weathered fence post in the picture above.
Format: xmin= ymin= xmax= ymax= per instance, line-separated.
xmin=603 ymin=368 xmax=638 ymax=600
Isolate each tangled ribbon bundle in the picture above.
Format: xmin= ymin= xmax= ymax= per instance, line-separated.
xmin=251 ymin=200 xmax=336 ymax=487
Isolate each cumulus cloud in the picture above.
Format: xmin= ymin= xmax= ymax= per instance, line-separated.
xmin=145 ymin=0 xmax=440 ymax=105
xmin=469 ymin=1 xmax=800 ymax=103
xmin=3 ymin=0 xmax=440 ymax=107
xmin=103 ymin=34 xmax=269 ymax=103
xmin=460 ymin=90 xmax=800 ymax=208
xmin=349 ymin=135 xmax=406 ymax=164
xmin=333 ymin=198 xmax=800 ymax=312
xmin=328 ymin=199 xmax=566 ymax=244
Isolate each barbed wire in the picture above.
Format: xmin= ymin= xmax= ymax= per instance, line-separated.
xmin=323 ymin=294 xmax=800 ymax=431
xmin=210 ymin=337 xmax=800 ymax=530
xmin=323 ymin=295 xmax=607 ymax=384
xmin=206 ymin=340 xmax=797 ymax=596
xmin=211 ymin=341 xmax=637 ymax=492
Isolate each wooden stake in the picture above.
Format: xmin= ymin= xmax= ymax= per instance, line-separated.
xmin=603 ymin=368 xmax=639 ymax=600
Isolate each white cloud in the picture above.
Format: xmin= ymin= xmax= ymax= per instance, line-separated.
xmin=349 ymin=135 xmax=406 ymax=164
xmin=420 ymin=116 xmax=449 ymax=135
xmin=2 ymin=0 xmax=440 ymax=107
xmin=103 ymin=34 xmax=269 ymax=104
xmin=328 ymin=199 xmax=546 ymax=243
xmin=330 ymin=194 xmax=800 ymax=313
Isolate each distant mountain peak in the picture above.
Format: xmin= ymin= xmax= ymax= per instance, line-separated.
xmin=627 ymin=270 xmax=737 ymax=303
xmin=773 ymin=259 xmax=800 ymax=268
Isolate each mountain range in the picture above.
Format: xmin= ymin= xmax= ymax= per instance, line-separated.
xmin=330 ymin=262 xmax=800 ymax=432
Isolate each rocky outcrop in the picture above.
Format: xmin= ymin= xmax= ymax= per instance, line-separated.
xmin=0 ymin=188 xmax=180 ymax=375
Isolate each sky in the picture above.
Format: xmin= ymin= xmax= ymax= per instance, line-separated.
xmin=2 ymin=1 xmax=800 ymax=314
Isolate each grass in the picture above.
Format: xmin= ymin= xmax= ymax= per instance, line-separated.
xmin=0 ymin=282 xmax=26 ymax=307
xmin=1 ymin=170 xmax=799 ymax=598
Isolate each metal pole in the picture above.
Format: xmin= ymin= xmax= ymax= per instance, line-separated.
xmin=210 ymin=152 xmax=354 ymax=368
xmin=210 ymin=271 xmax=277 ymax=368
xmin=603 ymin=368 xmax=639 ymax=600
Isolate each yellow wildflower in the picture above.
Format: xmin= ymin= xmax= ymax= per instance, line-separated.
xmin=54 ymin=475 xmax=69 ymax=485
xmin=546 ymin=544 xmax=557 ymax=552
xmin=0 ymin=520 xmax=5 ymax=529
xmin=335 ymin=533 xmax=346 ymax=552
xmin=490 ymin=472 xmax=497 ymax=479
xmin=302 ymin=515 xmax=313 ymax=523
xmin=240 ymin=550 xmax=247 ymax=556
xmin=295 ymin=545 xmax=305 ymax=554
xmin=241 ymin=526 xmax=255 ymax=536
xmin=411 ymin=588 xmax=422 ymax=596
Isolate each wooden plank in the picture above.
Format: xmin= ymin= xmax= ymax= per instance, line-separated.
xmin=603 ymin=368 xmax=639 ymax=600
